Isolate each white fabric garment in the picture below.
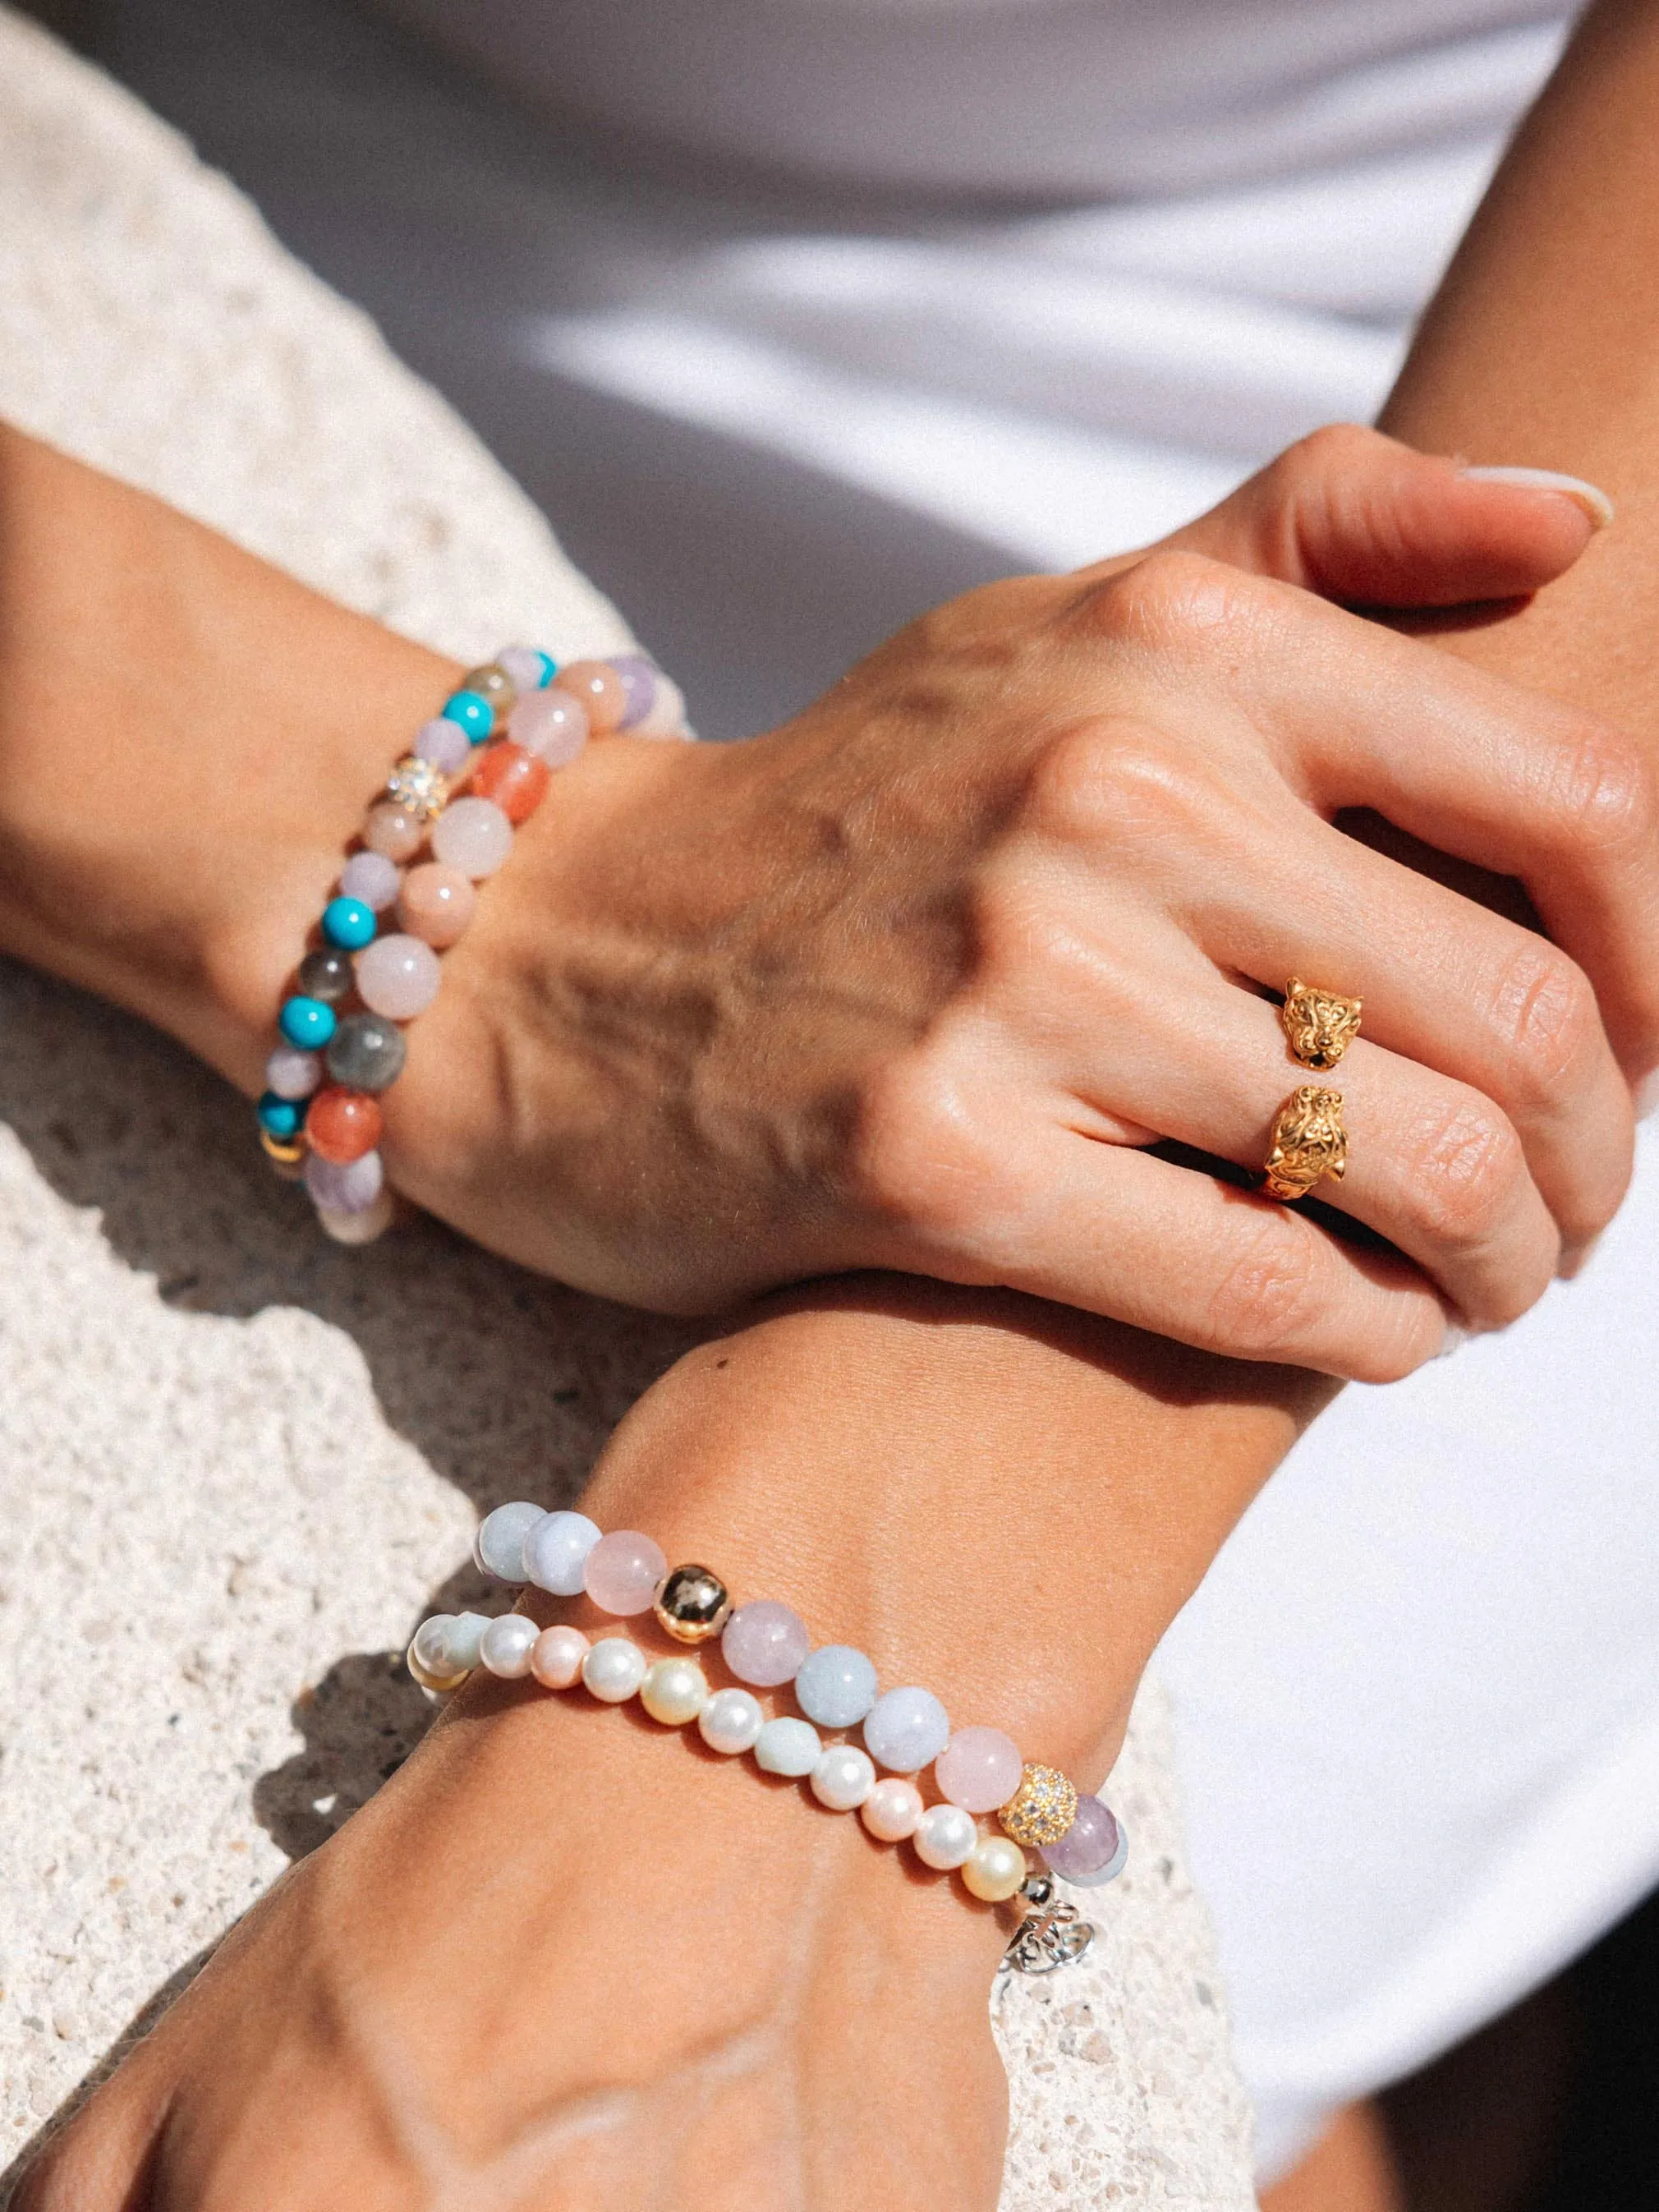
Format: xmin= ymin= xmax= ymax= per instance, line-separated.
xmin=145 ymin=0 xmax=1658 ymax=2182
xmin=372 ymin=0 xmax=1659 ymax=2183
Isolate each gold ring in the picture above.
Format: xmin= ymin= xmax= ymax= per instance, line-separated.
xmin=1281 ymin=977 xmax=1362 ymax=1070
xmin=1263 ymin=1085 xmax=1348 ymax=1202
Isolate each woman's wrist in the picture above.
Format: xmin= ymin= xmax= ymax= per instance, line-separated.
xmin=0 ymin=422 xmax=460 ymax=1086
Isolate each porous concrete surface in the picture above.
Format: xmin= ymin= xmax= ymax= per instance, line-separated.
xmin=0 ymin=10 xmax=1255 ymax=2200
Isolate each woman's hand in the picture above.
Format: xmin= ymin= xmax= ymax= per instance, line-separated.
xmin=396 ymin=430 xmax=1651 ymax=1378
xmin=2 ymin=422 xmax=1648 ymax=1380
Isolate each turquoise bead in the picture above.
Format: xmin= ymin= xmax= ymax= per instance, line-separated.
xmin=278 ymin=995 xmax=337 ymax=1050
xmin=440 ymin=688 xmax=494 ymax=744
xmin=256 ymin=1092 xmax=305 ymax=1139
xmin=321 ymin=896 xmax=376 ymax=950
xmin=532 ymin=650 xmax=558 ymax=688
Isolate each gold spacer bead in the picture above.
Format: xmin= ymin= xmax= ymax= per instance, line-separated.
xmin=260 ymin=1125 xmax=308 ymax=1177
xmin=998 ymin=1763 xmax=1079 ymax=1848
xmin=652 ymin=1563 xmax=732 ymax=1644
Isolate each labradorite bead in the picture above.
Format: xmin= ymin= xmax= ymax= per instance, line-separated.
xmin=653 ymin=1563 xmax=731 ymax=1644
xmin=278 ymin=994 xmax=336 ymax=1050
xmin=296 ymin=947 xmax=356 ymax=1004
xmin=321 ymin=895 xmax=377 ymax=951
xmin=460 ymin=663 xmax=518 ymax=715
xmin=325 ymin=1013 xmax=407 ymax=1093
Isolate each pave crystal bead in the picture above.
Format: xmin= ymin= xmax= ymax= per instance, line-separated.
xmin=652 ymin=1563 xmax=732 ymax=1644
xmin=998 ymin=1763 xmax=1079 ymax=1848
xmin=384 ymin=753 xmax=449 ymax=824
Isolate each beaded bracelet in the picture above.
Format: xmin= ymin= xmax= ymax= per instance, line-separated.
xmin=256 ymin=646 xmax=688 ymax=1241
xmin=408 ymin=1501 xmax=1127 ymax=1974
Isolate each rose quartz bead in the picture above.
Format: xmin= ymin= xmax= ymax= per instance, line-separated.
xmin=430 ymin=795 xmax=513 ymax=879
xmin=557 ymin=659 xmax=628 ymax=734
xmin=472 ymin=741 xmax=550 ymax=825
xmin=720 ymin=1599 xmax=810 ymax=1688
xmin=339 ymin=850 xmax=402 ymax=912
xmin=412 ymin=716 xmax=471 ymax=775
xmin=860 ymin=1777 xmax=924 ymax=1843
xmin=355 ymin=933 xmax=441 ymax=1020
xmin=398 ymin=862 xmax=476 ymax=950
xmin=509 ymin=687 xmax=589 ymax=766
xmin=582 ymin=1529 xmax=669 ymax=1616
xmin=935 ymin=1727 xmax=1024 ymax=1814
xmin=530 ymin=1624 xmax=591 ymax=1690
xmin=362 ymin=802 xmax=426 ymax=862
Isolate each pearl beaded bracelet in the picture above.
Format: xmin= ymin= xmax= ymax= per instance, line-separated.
xmin=256 ymin=646 xmax=688 ymax=1240
xmin=408 ymin=1501 xmax=1126 ymax=1972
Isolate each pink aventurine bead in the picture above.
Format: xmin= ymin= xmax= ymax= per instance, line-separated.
xmin=558 ymin=659 xmax=628 ymax=734
xmin=860 ymin=1777 xmax=925 ymax=1842
xmin=508 ymin=688 xmax=589 ymax=766
xmin=339 ymin=849 xmax=402 ymax=912
xmin=582 ymin=1529 xmax=669 ymax=1616
xmin=412 ymin=717 xmax=472 ymax=775
xmin=530 ymin=1623 xmax=591 ymax=1690
xmin=935 ymin=1727 xmax=1024 ymax=1814
xmin=398 ymin=862 xmax=476 ymax=949
xmin=720 ymin=1599 xmax=811 ymax=1688
xmin=431 ymin=796 xmax=513 ymax=880
xmin=355 ymin=933 xmax=442 ymax=1019
xmin=362 ymin=802 xmax=425 ymax=862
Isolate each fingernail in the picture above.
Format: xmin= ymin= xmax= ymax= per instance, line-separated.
xmin=1459 ymin=465 xmax=1614 ymax=530
xmin=1434 ymin=1320 xmax=1469 ymax=1360
xmin=1636 ymin=1069 xmax=1659 ymax=1122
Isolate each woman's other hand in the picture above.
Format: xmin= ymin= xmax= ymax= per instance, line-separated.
xmin=396 ymin=430 xmax=1648 ymax=1377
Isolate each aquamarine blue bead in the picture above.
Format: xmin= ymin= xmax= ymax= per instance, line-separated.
xmin=754 ymin=1717 xmax=822 ymax=1778
xmin=794 ymin=1644 xmax=879 ymax=1730
xmin=278 ymin=995 xmax=337 ymax=1050
xmin=256 ymin=1092 xmax=305 ymax=1140
xmin=862 ymin=1685 xmax=951 ymax=1774
xmin=440 ymin=688 xmax=494 ymax=744
xmin=321 ymin=896 xmax=377 ymax=951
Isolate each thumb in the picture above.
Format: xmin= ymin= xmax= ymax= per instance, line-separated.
xmin=1137 ymin=425 xmax=1611 ymax=607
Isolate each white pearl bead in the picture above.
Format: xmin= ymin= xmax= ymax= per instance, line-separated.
xmin=859 ymin=1777 xmax=924 ymax=1842
xmin=530 ymin=1624 xmax=590 ymax=1689
xmin=478 ymin=1613 xmax=539 ymax=1678
xmin=473 ymin=1501 xmax=545 ymax=1582
xmin=963 ymin=1834 xmax=1029 ymax=1902
xmin=582 ymin=1636 xmax=646 ymax=1703
xmin=697 ymin=1686 xmax=765 ymax=1754
xmin=405 ymin=1640 xmax=467 ymax=1693
xmin=754 ymin=1716 xmax=822 ymax=1777
xmin=810 ymin=1744 xmax=875 ymax=1812
xmin=913 ymin=1802 xmax=979 ymax=1870
xmin=640 ymin=1656 xmax=710 ymax=1726
xmin=411 ymin=1614 xmax=457 ymax=1675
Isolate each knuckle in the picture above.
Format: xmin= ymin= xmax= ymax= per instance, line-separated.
xmin=1487 ymin=942 xmax=1602 ymax=1110
xmin=1399 ymin=1092 xmax=1528 ymax=1255
xmin=1020 ymin=715 xmax=1223 ymax=848
xmin=1551 ymin=716 xmax=1656 ymax=858
xmin=847 ymin=1047 xmax=1013 ymax=1251
xmin=1072 ymin=545 xmax=1262 ymax=650
xmin=1202 ymin=1213 xmax=1326 ymax=1359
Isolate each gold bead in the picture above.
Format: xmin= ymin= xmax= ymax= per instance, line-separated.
xmin=384 ymin=754 xmax=449 ymax=825
xmin=406 ymin=1641 xmax=469 ymax=1695
xmin=998 ymin=1764 xmax=1079 ymax=1848
xmin=652 ymin=1563 xmax=732 ymax=1644
xmin=260 ymin=1125 xmax=307 ymax=1178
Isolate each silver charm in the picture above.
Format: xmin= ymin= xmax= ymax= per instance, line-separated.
xmin=999 ymin=1875 xmax=1096 ymax=1975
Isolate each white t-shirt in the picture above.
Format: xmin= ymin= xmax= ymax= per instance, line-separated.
xmin=382 ymin=3 xmax=1648 ymax=2182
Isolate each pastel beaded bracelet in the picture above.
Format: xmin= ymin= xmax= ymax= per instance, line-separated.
xmin=408 ymin=1501 xmax=1126 ymax=1972
xmin=257 ymin=647 xmax=688 ymax=1240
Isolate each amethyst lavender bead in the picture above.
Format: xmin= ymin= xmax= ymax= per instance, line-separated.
xmin=721 ymin=1599 xmax=811 ymax=1688
xmin=412 ymin=716 xmax=472 ymax=775
xmin=303 ymin=1147 xmax=384 ymax=1214
xmin=1039 ymin=1795 xmax=1122 ymax=1883
xmin=609 ymin=655 xmax=659 ymax=729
